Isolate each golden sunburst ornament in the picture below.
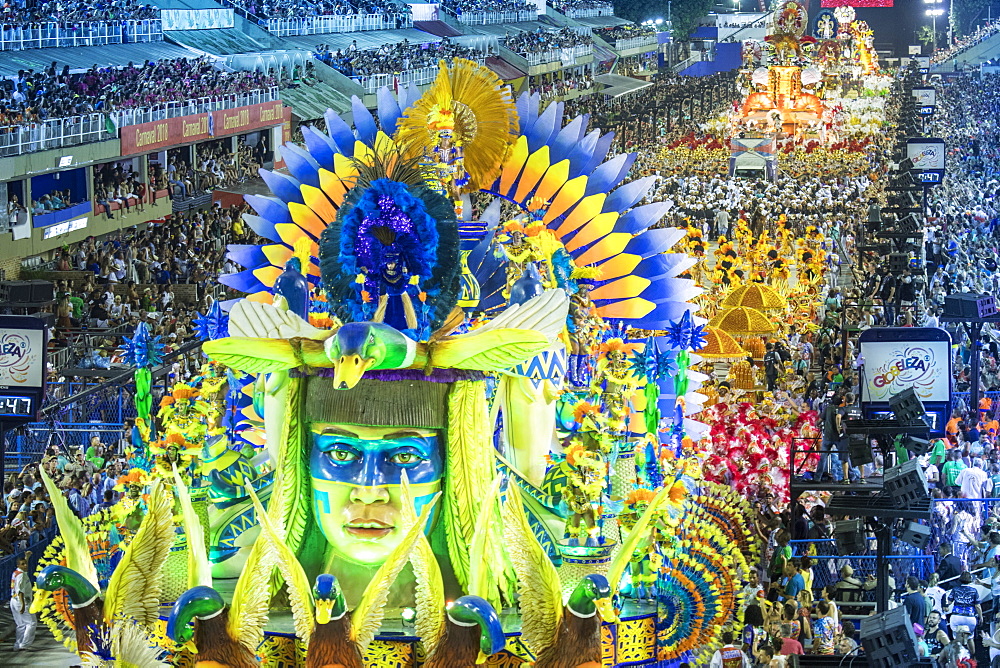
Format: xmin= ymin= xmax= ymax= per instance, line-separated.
xmin=396 ymin=58 xmax=519 ymax=192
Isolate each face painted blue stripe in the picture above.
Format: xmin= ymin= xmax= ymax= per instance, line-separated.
xmin=315 ymin=489 xmax=331 ymax=515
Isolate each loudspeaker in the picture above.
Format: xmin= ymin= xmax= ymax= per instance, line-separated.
xmin=897 ymin=214 xmax=920 ymax=234
xmin=28 ymin=279 xmax=54 ymax=303
xmin=0 ymin=280 xmax=32 ymax=303
xmin=896 ymin=434 xmax=930 ymax=456
xmin=889 ymin=388 xmax=928 ymax=426
xmin=834 ymin=519 xmax=866 ymax=555
xmin=884 ymin=458 xmax=929 ymax=509
xmin=861 ymin=607 xmax=919 ymax=668
xmin=848 ymin=433 xmax=875 ymax=466
xmin=944 ymin=292 xmax=998 ymax=319
xmin=888 ymin=253 xmax=910 ymax=274
xmin=899 ymin=521 xmax=931 ymax=549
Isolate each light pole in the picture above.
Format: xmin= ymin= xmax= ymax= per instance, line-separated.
xmin=925 ymin=0 xmax=944 ymax=54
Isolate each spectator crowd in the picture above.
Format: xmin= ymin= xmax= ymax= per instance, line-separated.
xmin=234 ymin=0 xmax=410 ymax=23
xmin=314 ymin=37 xmax=487 ymax=79
xmin=440 ymin=0 xmax=535 ymax=17
xmin=0 ymin=58 xmax=277 ymax=128
xmin=0 ymin=0 xmax=158 ymax=26
xmin=501 ymin=27 xmax=591 ymax=58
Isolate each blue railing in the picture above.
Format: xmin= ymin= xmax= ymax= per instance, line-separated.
xmin=790 ymin=539 xmax=935 ymax=592
xmin=0 ymin=528 xmax=57 ymax=603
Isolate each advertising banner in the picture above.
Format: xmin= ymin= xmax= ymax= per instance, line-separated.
xmin=860 ymin=339 xmax=951 ymax=402
xmin=0 ymin=326 xmax=45 ymax=390
xmin=906 ymin=138 xmax=946 ymax=171
xmin=120 ymin=100 xmax=285 ymax=155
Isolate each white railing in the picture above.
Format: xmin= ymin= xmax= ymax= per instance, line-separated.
xmin=615 ymin=35 xmax=658 ymax=51
xmin=0 ymin=87 xmax=280 ymax=157
xmin=0 ymin=20 xmax=162 ymax=51
xmin=263 ymin=13 xmax=411 ymax=35
xmin=354 ymin=58 xmax=487 ymax=93
xmin=109 ymin=87 xmax=279 ymax=127
xmin=559 ymin=5 xmax=614 ymax=19
xmin=521 ymin=44 xmax=593 ymax=66
xmin=0 ymin=114 xmax=110 ymax=158
xmin=456 ymin=9 xmax=537 ymax=25
xmin=673 ymin=51 xmax=703 ymax=72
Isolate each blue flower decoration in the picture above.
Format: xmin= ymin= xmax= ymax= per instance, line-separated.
xmin=120 ymin=322 xmax=164 ymax=368
xmin=664 ymin=311 xmax=707 ymax=351
xmin=194 ymin=301 xmax=230 ymax=341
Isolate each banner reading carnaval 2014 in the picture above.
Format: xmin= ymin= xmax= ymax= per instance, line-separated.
xmin=860 ymin=338 xmax=951 ymax=403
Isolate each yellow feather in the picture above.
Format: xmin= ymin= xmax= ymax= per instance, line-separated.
xmin=399 ymin=475 xmax=445 ymax=658
xmin=350 ymin=490 xmax=441 ymax=651
xmin=203 ymin=337 xmax=300 ymax=373
xmin=558 ymin=207 xmax=614 ymax=246
xmin=576 ymin=233 xmax=635 ymax=266
xmin=442 ymin=381 xmax=496 ymax=592
xmin=502 ymin=483 xmax=562 ymax=655
xmin=173 ymin=466 xmax=211 ymax=589
xmin=430 ymin=329 xmax=551 ymax=371
xmin=395 ymin=58 xmax=517 ymax=192
xmin=104 ymin=480 xmax=175 ymax=629
xmin=541 ymin=175 xmax=587 ymax=224
xmin=607 ymin=487 xmax=671 ymax=598
xmin=512 ymin=146 xmax=550 ymax=203
xmin=246 ymin=486 xmax=314 ymax=645
xmin=39 ymin=469 xmax=99 ymax=589
xmin=531 ymin=159 xmax=571 ymax=206
xmin=227 ymin=509 xmax=276 ymax=653
xmin=498 ymin=135 xmax=529 ymax=197
xmin=468 ymin=476 xmax=502 ymax=604
xmin=300 ymin=184 xmax=339 ymax=224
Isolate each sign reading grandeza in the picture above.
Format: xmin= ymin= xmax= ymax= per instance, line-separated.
xmin=120 ymin=100 xmax=284 ymax=155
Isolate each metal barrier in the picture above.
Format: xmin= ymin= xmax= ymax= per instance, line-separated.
xmin=354 ymin=58 xmax=488 ymax=93
xmin=614 ymin=36 xmax=658 ymax=51
xmin=521 ymin=44 xmax=593 ymax=66
xmin=790 ymin=539 xmax=935 ymax=593
xmin=456 ymin=9 xmax=537 ymax=25
xmin=109 ymin=87 xmax=280 ymax=128
xmin=558 ymin=5 xmax=615 ymax=19
xmin=0 ymin=114 xmax=111 ymax=159
xmin=263 ymin=13 xmax=411 ymax=36
xmin=0 ymin=529 xmax=56 ymax=604
xmin=0 ymin=19 xmax=162 ymax=51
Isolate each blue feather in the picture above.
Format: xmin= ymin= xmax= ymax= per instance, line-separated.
xmin=352 ymin=96 xmax=378 ymax=146
xmin=301 ymin=125 xmax=339 ymax=171
xmin=324 ymin=108 xmax=357 ymax=156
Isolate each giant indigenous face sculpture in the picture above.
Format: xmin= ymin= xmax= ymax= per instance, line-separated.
xmin=310 ymin=423 xmax=443 ymax=564
xmin=305 ymin=375 xmax=450 ymax=568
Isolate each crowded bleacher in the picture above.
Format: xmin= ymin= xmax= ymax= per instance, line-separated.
xmin=441 ymin=0 xmax=535 ymax=17
xmin=0 ymin=58 xmax=277 ymax=124
xmin=549 ymin=0 xmax=613 ymax=16
xmin=594 ymin=24 xmax=656 ymax=42
xmin=500 ymin=27 xmax=591 ymax=57
xmin=0 ymin=0 xmax=158 ymax=24
xmin=236 ymin=0 xmax=409 ymax=21
xmin=314 ymin=38 xmax=488 ymax=84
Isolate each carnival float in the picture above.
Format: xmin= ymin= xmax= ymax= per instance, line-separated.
xmin=30 ymin=59 xmax=772 ymax=667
